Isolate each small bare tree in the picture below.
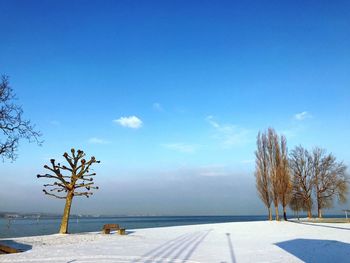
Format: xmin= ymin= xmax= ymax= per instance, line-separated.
xmin=289 ymin=189 xmax=306 ymax=220
xmin=37 ymin=149 xmax=100 ymax=234
xmin=312 ymin=147 xmax=348 ymax=218
xmin=289 ymin=146 xmax=314 ymax=218
xmin=0 ymin=75 xmax=41 ymax=161
xmin=255 ymin=132 xmax=272 ymax=220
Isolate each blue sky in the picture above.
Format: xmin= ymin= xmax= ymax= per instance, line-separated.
xmin=1 ymin=0 xmax=349 ymax=215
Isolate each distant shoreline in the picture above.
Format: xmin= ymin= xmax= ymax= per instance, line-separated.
xmin=1 ymin=214 xmax=348 ymax=239
xmin=0 ymin=213 xmax=346 ymax=219
xmin=1 ymin=215 xmax=267 ymax=239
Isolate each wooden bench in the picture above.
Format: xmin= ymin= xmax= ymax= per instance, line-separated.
xmin=118 ymin=228 xmax=126 ymax=235
xmin=102 ymin=224 xmax=126 ymax=235
xmin=0 ymin=244 xmax=21 ymax=254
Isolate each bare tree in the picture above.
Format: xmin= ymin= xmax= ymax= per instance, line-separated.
xmin=289 ymin=191 xmax=305 ymax=220
xmin=266 ymin=128 xmax=280 ymax=220
xmin=37 ymin=149 xmax=100 ymax=234
xmin=278 ymin=136 xmax=292 ymax=221
xmin=255 ymin=132 xmax=272 ymax=220
xmin=255 ymin=128 xmax=291 ymax=221
xmin=0 ymin=75 xmax=42 ymax=161
xmin=312 ymin=147 xmax=348 ymax=218
xmin=289 ymin=170 xmax=309 ymax=220
xmin=289 ymin=146 xmax=313 ymax=218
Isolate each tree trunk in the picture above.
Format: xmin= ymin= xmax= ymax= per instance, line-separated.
xmin=59 ymin=191 xmax=74 ymax=234
xmin=317 ymin=194 xmax=322 ymax=218
xmin=268 ymin=206 xmax=272 ymax=221
xmin=306 ymin=198 xmax=312 ymax=218
xmin=307 ymin=208 xmax=312 ymax=218
xmin=275 ymin=204 xmax=279 ymax=221
xmin=283 ymin=206 xmax=288 ymax=221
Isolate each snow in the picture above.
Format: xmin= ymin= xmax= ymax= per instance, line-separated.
xmin=1 ymin=220 xmax=350 ymax=262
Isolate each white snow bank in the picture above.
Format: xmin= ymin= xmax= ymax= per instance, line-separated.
xmin=1 ymin=220 xmax=350 ymax=262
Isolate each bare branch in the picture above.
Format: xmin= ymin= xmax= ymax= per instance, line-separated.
xmin=74 ymin=182 xmax=95 ymax=189
xmin=0 ymin=75 xmax=42 ymax=161
xmin=42 ymin=190 xmax=66 ymax=199
xmin=73 ymin=191 xmax=93 ymax=198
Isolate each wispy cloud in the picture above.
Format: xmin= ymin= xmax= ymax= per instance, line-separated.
xmin=179 ymin=165 xmax=233 ymax=177
xmin=199 ymin=171 xmax=228 ymax=177
xmin=88 ymin=137 xmax=110 ymax=144
xmin=153 ymin=102 xmax=164 ymax=112
xmin=114 ymin=116 xmax=143 ymax=129
xmin=241 ymin=159 xmax=254 ymax=164
xmin=206 ymin=116 xmax=252 ymax=148
xmin=294 ymin=111 xmax=312 ymax=121
xmin=162 ymin=143 xmax=197 ymax=153
xmin=280 ymin=128 xmax=299 ymax=138
xmin=50 ymin=120 xmax=60 ymax=126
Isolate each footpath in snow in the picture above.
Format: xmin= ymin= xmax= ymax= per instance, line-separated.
xmin=1 ymin=220 xmax=350 ymax=263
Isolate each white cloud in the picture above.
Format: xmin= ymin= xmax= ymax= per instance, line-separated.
xmin=88 ymin=137 xmax=110 ymax=144
xmin=206 ymin=116 xmax=252 ymax=148
xmin=153 ymin=102 xmax=163 ymax=112
xmin=294 ymin=111 xmax=312 ymax=121
xmin=206 ymin=115 xmax=220 ymax=128
xmin=162 ymin=143 xmax=197 ymax=153
xmin=114 ymin=116 xmax=143 ymax=129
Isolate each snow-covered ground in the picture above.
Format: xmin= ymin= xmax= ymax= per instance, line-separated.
xmin=1 ymin=220 xmax=350 ymax=262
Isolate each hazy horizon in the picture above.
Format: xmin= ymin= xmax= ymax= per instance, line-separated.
xmin=1 ymin=1 xmax=349 ymax=216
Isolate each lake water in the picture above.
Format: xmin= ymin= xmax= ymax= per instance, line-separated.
xmin=0 ymin=215 xmax=268 ymax=238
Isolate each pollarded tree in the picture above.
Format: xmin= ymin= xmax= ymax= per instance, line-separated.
xmin=255 ymin=132 xmax=272 ymax=220
xmin=0 ymin=75 xmax=42 ymax=161
xmin=311 ymin=147 xmax=348 ymax=218
xmin=37 ymin=149 xmax=100 ymax=234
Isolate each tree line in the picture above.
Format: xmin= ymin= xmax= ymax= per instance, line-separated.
xmin=255 ymin=128 xmax=348 ymax=220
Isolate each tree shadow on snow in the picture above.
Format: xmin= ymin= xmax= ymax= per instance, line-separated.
xmin=0 ymin=240 xmax=32 ymax=253
xmin=289 ymin=220 xmax=350 ymax=231
xmin=275 ymin=238 xmax=350 ymax=263
xmin=133 ymin=230 xmax=212 ymax=263
xmin=224 ymin=233 xmax=236 ymax=263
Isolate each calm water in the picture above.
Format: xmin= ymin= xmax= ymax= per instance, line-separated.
xmin=0 ymin=215 xmax=268 ymax=238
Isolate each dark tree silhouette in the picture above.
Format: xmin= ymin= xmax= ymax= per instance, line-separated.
xmin=0 ymin=75 xmax=42 ymax=161
xmin=37 ymin=149 xmax=100 ymax=234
